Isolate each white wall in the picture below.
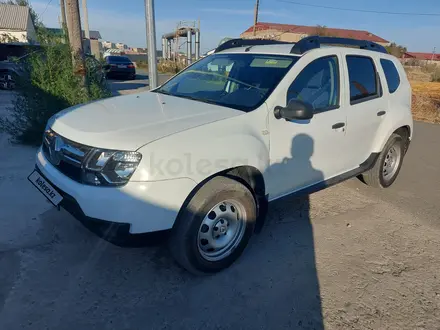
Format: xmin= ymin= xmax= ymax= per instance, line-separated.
xmin=26 ymin=14 xmax=37 ymax=42
xmin=0 ymin=30 xmax=28 ymax=43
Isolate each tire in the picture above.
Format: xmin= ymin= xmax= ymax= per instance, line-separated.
xmin=361 ymin=133 xmax=404 ymax=188
xmin=169 ymin=176 xmax=257 ymax=275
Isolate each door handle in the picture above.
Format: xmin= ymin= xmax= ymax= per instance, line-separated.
xmin=332 ymin=122 xmax=345 ymax=129
xmin=377 ymin=110 xmax=386 ymax=116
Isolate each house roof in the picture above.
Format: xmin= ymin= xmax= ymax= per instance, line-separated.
xmin=47 ymin=28 xmax=102 ymax=40
xmin=0 ymin=4 xmax=30 ymax=31
xmin=243 ymin=22 xmax=389 ymax=44
xmin=404 ymin=52 xmax=440 ymax=61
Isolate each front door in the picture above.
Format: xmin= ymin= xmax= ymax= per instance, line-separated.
xmin=266 ymin=54 xmax=348 ymax=199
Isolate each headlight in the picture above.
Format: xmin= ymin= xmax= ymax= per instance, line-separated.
xmin=84 ymin=150 xmax=142 ymax=186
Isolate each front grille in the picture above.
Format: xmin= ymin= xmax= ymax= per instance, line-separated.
xmin=42 ymin=129 xmax=92 ymax=183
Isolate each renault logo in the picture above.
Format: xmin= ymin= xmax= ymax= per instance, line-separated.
xmin=49 ymin=136 xmax=65 ymax=166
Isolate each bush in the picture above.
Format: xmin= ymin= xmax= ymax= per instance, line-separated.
xmin=136 ymin=60 xmax=148 ymax=69
xmin=0 ymin=32 xmax=110 ymax=145
xmin=158 ymin=60 xmax=186 ymax=74
xmin=431 ymin=68 xmax=440 ymax=82
xmin=421 ymin=63 xmax=438 ymax=73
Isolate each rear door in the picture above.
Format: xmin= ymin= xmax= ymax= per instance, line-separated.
xmin=344 ymin=54 xmax=387 ymax=166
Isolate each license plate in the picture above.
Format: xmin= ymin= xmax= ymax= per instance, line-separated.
xmin=118 ymin=65 xmax=126 ymax=68
xmin=28 ymin=170 xmax=63 ymax=206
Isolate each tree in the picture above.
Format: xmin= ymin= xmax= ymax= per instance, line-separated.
xmin=385 ymin=42 xmax=407 ymax=58
xmin=314 ymin=25 xmax=330 ymax=37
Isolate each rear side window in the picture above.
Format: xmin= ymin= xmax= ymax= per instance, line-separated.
xmin=346 ymin=56 xmax=379 ymax=104
xmin=380 ymin=59 xmax=400 ymax=93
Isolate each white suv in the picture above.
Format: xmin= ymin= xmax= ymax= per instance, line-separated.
xmin=29 ymin=37 xmax=413 ymax=274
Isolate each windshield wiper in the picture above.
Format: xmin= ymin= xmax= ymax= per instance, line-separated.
xmin=155 ymin=89 xmax=171 ymax=95
xmin=176 ymin=94 xmax=221 ymax=106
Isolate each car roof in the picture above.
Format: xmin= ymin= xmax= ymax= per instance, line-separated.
xmin=214 ymin=37 xmax=391 ymax=59
xmin=216 ymin=43 xmax=399 ymax=62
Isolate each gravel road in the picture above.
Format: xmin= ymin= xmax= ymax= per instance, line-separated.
xmin=0 ymin=84 xmax=439 ymax=330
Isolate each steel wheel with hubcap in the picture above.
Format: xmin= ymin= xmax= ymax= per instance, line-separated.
xmin=169 ymin=176 xmax=257 ymax=274
xmin=197 ymin=200 xmax=247 ymax=262
xmin=382 ymin=144 xmax=402 ymax=184
xmin=361 ymin=133 xmax=405 ymax=188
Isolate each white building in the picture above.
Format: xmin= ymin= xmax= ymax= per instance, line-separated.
xmin=0 ymin=4 xmax=36 ymax=44
xmin=116 ymin=42 xmax=128 ymax=50
xmin=101 ymin=40 xmax=115 ymax=49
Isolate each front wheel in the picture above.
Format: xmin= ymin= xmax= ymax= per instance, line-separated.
xmin=361 ymin=133 xmax=404 ymax=188
xmin=169 ymin=176 xmax=257 ymax=275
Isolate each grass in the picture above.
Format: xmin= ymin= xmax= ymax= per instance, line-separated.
xmin=405 ymin=65 xmax=440 ymax=124
xmin=410 ymin=81 xmax=440 ymax=124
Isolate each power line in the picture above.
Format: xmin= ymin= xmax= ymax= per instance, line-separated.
xmin=276 ymin=0 xmax=440 ymax=17
xmin=39 ymin=0 xmax=54 ymax=17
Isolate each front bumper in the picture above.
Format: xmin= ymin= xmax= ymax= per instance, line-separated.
xmin=36 ymin=148 xmax=197 ymax=234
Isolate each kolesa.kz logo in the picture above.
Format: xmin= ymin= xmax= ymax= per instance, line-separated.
xmin=36 ymin=177 xmax=57 ymax=199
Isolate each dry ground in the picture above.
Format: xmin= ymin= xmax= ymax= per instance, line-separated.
xmin=407 ymin=67 xmax=440 ymax=123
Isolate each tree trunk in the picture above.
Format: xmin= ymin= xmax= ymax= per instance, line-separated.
xmin=66 ymin=0 xmax=86 ymax=86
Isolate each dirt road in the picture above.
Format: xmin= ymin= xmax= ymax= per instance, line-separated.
xmin=0 ymin=86 xmax=439 ymax=329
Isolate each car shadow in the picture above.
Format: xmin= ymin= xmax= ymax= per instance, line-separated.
xmin=12 ymin=133 xmax=324 ymax=329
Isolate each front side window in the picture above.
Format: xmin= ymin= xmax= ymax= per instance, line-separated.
xmin=287 ymin=56 xmax=340 ymax=112
xmin=346 ymin=56 xmax=379 ymax=103
xmin=380 ymin=59 xmax=400 ymax=93
xmin=155 ymin=54 xmax=299 ymax=112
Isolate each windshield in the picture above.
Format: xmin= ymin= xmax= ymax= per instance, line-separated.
xmin=155 ymin=53 xmax=299 ymax=111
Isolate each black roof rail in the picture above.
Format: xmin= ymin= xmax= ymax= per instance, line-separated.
xmin=215 ymin=38 xmax=292 ymax=53
xmin=290 ymin=36 xmax=388 ymax=54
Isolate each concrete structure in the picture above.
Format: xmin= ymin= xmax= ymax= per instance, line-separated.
xmin=162 ymin=21 xmax=201 ymax=64
xmin=401 ymin=52 xmax=440 ymax=66
xmin=0 ymin=4 xmax=37 ymax=44
xmin=241 ymin=22 xmax=390 ymax=47
xmin=402 ymin=52 xmax=440 ymax=64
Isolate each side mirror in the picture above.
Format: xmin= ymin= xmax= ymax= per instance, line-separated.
xmin=274 ymin=100 xmax=314 ymax=121
xmin=103 ymin=64 xmax=110 ymax=70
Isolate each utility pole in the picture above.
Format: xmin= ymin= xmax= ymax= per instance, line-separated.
xmin=66 ymin=0 xmax=87 ymax=85
xmin=82 ymin=0 xmax=90 ymax=54
xmin=60 ymin=0 xmax=71 ymax=44
xmin=253 ymin=0 xmax=260 ymax=36
xmin=60 ymin=0 xmax=67 ymax=29
xmin=432 ymin=47 xmax=436 ymax=61
xmin=145 ymin=0 xmax=158 ymax=89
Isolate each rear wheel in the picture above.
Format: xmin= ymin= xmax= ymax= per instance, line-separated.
xmin=169 ymin=176 xmax=257 ymax=275
xmin=361 ymin=133 xmax=404 ymax=188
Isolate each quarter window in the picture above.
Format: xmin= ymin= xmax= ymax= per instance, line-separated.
xmin=346 ymin=56 xmax=379 ymax=104
xmin=380 ymin=59 xmax=401 ymax=93
xmin=287 ymin=56 xmax=340 ymax=112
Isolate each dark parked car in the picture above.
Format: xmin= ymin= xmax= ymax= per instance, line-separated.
xmin=104 ymin=56 xmax=136 ymax=80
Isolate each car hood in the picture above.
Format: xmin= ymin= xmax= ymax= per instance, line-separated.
xmin=50 ymin=91 xmax=242 ymax=150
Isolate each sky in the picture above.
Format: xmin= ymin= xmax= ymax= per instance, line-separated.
xmin=30 ymin=0 xmax=440 ymax=53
